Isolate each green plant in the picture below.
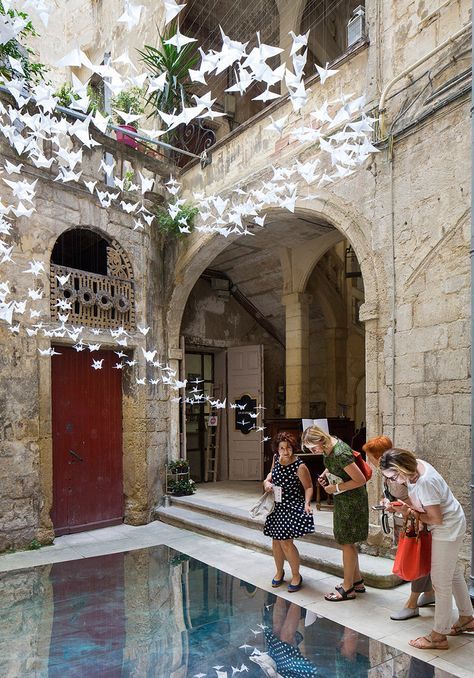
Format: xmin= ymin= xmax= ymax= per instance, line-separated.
xmin=112 ymin=87 xmax=144 ymax=123
xmin=154 ymin=202 xmax=199 ymax=238
xmin=138 ymin=21 xmax=199 ymax=120
xmin=123 ymin=169 xmax=135 ymax=192
xmin=168 ymin=459 xmax=190 ymax=472
xmin=54 ymin=82 xmax=104 ymax=115
xmin=168 ymin=477 xmax=196 ymax=496
xmin=0 ymin=1 xmax=48 ymax=84
xmin=27 ymin=539 xmax=42 ymax=550
xmin=170 ymin=552 xmax=191 ymax=566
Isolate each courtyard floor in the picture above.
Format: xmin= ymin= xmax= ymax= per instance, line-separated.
xmin=1 ymin=521 xmax=474 ymax=676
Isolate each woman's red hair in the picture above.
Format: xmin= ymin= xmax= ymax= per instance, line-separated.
xmin=362 ymin=435 xmax=393 ymax=459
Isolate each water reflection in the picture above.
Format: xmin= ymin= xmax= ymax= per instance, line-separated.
xmin=0 ymin=546 xmax=455 ymax=677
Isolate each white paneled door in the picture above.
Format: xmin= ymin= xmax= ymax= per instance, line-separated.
xmin=227 ymin=345 xmax=264 ymax=480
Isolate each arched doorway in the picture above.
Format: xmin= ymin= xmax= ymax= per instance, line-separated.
xmin=172 ymin=205 xmax=372 ymax=485
xmin=49 ymin=228 xmax=134 ymax=534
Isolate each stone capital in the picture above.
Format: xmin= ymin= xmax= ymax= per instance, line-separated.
xmin=358 ymin=301 xmax=379 ymax=322
xmin=281 ymin=291 xmax=312 ymax=308
xmin=168 ymin=347 xmax=183 ymax=360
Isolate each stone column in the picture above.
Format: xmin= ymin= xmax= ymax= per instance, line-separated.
xmin=282 ymin=292 xmax=311 ymax=418
xmin=325 ymin=327 xmax=348 ymax=416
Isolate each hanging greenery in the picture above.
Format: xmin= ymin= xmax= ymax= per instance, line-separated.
xmin=154 ymin=202 xmax=199 ymax=238
xmin=54 ymin=82 xmax=104 ymax=114
xmin=0 ymin=1 xmax=48 ymax=84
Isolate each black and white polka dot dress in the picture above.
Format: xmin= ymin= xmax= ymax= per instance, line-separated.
xmin=264 ymin=629 xmax=318 ymax=677
xmin=263 ymin=456 xmax=315 ymax=540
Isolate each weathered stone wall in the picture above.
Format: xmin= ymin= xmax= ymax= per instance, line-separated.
xmin=182 ymin=278 xmax=284 ymax=417
xmin=2 ymin=0 xmax=472 ymax=556
xmin=0 ymin=131 xmax=171 ymax=550
xmin=164 ymin=1 xmax=472 ymax=552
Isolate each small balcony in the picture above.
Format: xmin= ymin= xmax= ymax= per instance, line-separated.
xmin=50 ymin=262 xmax=135 ymax=331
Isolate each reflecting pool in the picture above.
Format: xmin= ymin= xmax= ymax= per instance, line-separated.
xmin=0 ymin=546 xmax=454 ymax=677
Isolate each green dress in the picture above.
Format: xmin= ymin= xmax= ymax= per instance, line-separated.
xmin=324 ymin=440 xmax=368 ymax=545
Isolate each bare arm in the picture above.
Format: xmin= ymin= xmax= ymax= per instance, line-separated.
xmin=263 ymin=457 xmax=276 ymax=493
xmin=325 ymin=462 xmax=366 ymax=495
xmin=397 ymin=502 xmax=443 ymax=525
xmin=297 ymin=463 xmax=313 ymax=513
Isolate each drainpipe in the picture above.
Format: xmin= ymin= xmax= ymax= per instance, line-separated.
xmin=470 ymin=0 xmax=474 ymax=601
xmin=378 ymin=21 xmax=472 ymax=139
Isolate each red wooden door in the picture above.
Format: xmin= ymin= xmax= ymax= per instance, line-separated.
xmin=51 ymin=346 xmax=123 ymax=535
xmin=48 ymin=553 xmax=125 ymax=676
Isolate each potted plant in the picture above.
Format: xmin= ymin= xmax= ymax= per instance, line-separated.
xmin=111 ymin=87 xmax=144 ymax=149
xmin=167 ymin=477 xmax=196 ymax=496
xmin=166 ymin=459 xmax=196 ymax=496
xmin=137 ymin=21 xmax=199 ymax=147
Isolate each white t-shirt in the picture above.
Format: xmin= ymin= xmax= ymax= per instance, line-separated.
xmin=407 ymin=460 xmax=465 ymax=541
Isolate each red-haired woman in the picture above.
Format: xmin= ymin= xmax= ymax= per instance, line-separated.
xmin=363 ymin=436 xmax=435 ymax=620
xmin=263 ymin=432 xmax=314 ymax=593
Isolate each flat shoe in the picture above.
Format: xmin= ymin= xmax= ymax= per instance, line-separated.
xmin=324 ymin=585 xmax=356 ymax=602
xmin=272 ymin=570 xmax=285 ymax=587
xmin=390 ymin=607 xmax=419 ymax=621
xmin=409 ymin=635 xmax=449 ymax=650
xmin=353 ymin=578 xmax=366 ymax=593
xmin=288 ymin=576 xmax=303 ymax=593
xmin=449 ymin=620 xmax=474 ymax=636
xmin=417 ymin=592 xmax=435 ymax=607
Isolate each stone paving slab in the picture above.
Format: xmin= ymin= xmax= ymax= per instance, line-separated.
xmin=157 ymin=504 xmax=400 ymax=588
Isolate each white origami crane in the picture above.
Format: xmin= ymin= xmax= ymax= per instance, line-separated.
xmin=289 ymin=30 xmax=310 ymax=56
xmin=117 ymin=3 xmax=143 ymax=31
xmin=23 ymin=260 xmax=45 ymax=277
xmin=38 ymin=347 xmax=62 ymax=357
xmin=316 ymin=62 xmax=339 ymax=85
xmin=142 ymin=348 xmax=157 ymax=362
xmin=164 ymin=26 xmax=197 ymax=50
xmin=163 ymin=0 xmax=186 ymax=25
xmin=4 ymin=160 xmax=23 ymax=175
xmin=28 ymin=288 xmax=43 ymax=300
xmin=146 ymin=72 xmax=168 ymax=95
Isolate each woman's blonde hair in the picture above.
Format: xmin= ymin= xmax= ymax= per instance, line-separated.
xmin=380 ymin=448 xmax=418 ymax=476
xmin=301 ymin=426 xmax=333 ymax=453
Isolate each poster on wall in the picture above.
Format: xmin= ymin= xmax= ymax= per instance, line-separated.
xmin=234 ymin=394 xmax=257 ymax=435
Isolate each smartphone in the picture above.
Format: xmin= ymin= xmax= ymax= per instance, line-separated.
xmin=371 ymin=504 xmax=385 ymax=510
xmin=390 ymin=501 xmax=404 ymax=507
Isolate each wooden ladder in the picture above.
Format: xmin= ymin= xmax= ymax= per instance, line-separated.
xmin=204 ymin=386 xmax=222 ymax=482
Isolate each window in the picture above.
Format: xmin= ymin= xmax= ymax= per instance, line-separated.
xmin=50 ymin=228 xmax=135 ymax=330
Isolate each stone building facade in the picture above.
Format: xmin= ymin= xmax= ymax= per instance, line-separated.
xmin=0 ymin=0 xmax=472 ymax=557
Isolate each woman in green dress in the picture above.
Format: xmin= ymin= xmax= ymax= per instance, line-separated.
xmin=301 ymin=426 xmax=369 ymax=601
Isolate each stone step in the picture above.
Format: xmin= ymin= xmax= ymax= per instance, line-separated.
xmin=156 ymin=504 xmax=401 ymax=589
xmin=168 ymin=495 xmax=340 ymax=550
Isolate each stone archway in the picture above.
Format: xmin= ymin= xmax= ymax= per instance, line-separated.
xmin=167 ymin=194 xmax=381 ymax=443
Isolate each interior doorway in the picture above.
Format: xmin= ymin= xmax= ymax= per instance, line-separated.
xmin=184 ymin=350 xmax=214 ymax=482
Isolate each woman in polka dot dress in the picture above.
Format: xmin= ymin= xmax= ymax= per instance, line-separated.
xmin=263 ymin=432 xmax=314 ymax=592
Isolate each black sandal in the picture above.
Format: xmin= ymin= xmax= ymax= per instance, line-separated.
xmin=353 ymin=578 xmax=366 ymax=593
xmin=324 ymin=585 xmax=356 ymax=602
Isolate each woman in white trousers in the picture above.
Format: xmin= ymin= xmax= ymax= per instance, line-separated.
xmin=380 ymin=448 xmax=473 ymax=650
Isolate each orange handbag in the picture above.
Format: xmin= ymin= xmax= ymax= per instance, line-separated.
xmin=392 ymin=513 xmax=432 ymax=581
